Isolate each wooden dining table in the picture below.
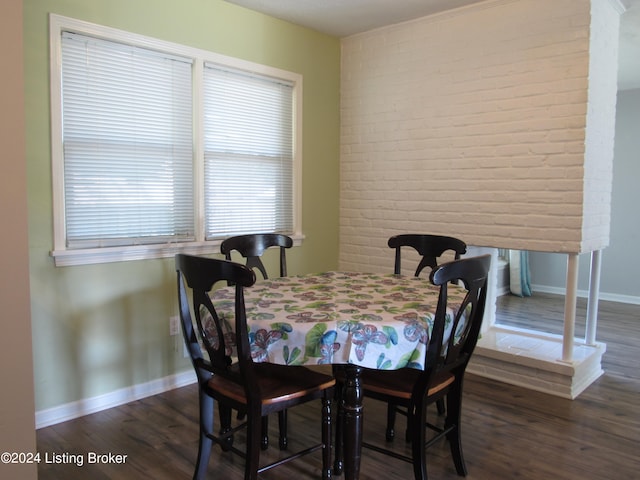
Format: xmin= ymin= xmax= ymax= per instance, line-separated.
xmin=208 ymin=270 xmax=466 ymax=480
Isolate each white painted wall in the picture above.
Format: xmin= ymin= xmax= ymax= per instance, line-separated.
xmin=582 ymin=0 xmax=620 ymax=253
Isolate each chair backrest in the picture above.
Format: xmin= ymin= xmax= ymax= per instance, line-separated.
xmin=220 ymin=233 xmax=293 ymax=279
xmin=388 ymin=234 xmax=467 ymax=277
xmin=176 ymin=253 xmax=257 ymax=388
xmin=417 ymin=254 xmax=491 ymax=395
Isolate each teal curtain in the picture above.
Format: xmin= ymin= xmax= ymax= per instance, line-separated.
xmin=509 ymin=250 xmax=532 ymax=297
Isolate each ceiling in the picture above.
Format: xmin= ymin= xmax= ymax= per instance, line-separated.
xmin=225 ymin=0 xmax=640 ymax=91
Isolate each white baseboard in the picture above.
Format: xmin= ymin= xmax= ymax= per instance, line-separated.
xmin=35 ymin=370 xmax=197 ymax=429
xmin=495 ymin=285 xmax=510 ymax=297
xmin=531 ymin=284 xmax=640 ymax=305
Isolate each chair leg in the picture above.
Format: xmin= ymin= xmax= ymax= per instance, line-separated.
xmin=218 ymin=404 xmax=233 ymax=452
xmin=322 ymin=395 xmax=333 ymax=480
xmin=445 ymin=385 xmax=467 ymax=476
xmin=260 ymin=413 xmax=288 ymax=450
xmin=386 ymin=402 xmax=397 ymax=441
xmin=410 ymin=402 xmax=428 ymax=480
xmin=194 ymin=390 xmax=214 ymax=480
xmin=245 ymin=409 xmax=262 ymax=480
xmin=436 ymin=398 xmax=446 ymax=416
xmin=278 ymin=410 xmax=288 ymax=450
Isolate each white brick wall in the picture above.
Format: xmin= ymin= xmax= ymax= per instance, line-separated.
xmin=339 ymin=0 xmax=620 ymax=273
xmin=582 ymin=0 xmax=620 ymax=253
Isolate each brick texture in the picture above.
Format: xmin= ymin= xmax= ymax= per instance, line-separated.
xmin=339 ymin=0 xmax=619 ymax=273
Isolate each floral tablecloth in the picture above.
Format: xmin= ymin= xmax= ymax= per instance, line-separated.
xmin=208 ymin=271 xmax=466 ymax=371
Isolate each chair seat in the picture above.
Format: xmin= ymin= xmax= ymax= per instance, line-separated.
xmin=333 ymin=367 xmax=454 ymax=401
xmin=209 ymin=363 xmax=335 ymax=407
xmin=361 ymin=368 xmax=454 ymax=400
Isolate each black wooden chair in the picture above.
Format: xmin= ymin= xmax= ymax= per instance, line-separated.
xmin=176 ymin=254 xmax=334 ymax=480
xmin=220 ymin=233 xmax=293 ymax=280
xmin=386 ymin=234 xmax=468 ymax=437
xmin=220 ymin=233 xmax=294 ymax=449
xmin=388 ymin=234 xmax=467 ymax=277
xmin=335 ymin=254 xmax=490 ymax=480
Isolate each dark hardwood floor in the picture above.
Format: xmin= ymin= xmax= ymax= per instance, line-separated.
xmin=37 ymin=293 xmax=640 ymax=479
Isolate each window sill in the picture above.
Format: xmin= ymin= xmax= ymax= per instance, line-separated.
xmin=51 ymin=235 xmax=304 ymax=267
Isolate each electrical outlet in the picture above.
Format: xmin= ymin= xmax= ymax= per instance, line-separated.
xmin=169 ymin=316 xmax=180 ymax=336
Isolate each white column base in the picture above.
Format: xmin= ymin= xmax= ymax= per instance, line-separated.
xmin=468 ymin=324 xmax=606 ymax=399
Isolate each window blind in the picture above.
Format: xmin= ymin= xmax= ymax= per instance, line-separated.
xmin=203 ymin=64 xmax=294 ymax=239
xmin=61 ymin=31 xmax=194 ymax=248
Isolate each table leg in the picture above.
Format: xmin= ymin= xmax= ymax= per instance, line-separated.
xmin=341 ymin=364 xmax=363 ymax=480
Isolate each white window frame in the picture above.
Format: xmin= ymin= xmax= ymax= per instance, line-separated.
xmin=49 ymin=14 xmax=303 ymax=266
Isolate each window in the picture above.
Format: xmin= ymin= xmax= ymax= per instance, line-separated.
xmin=203 ymin=65 xmax=294 ymax=238
xmin=49 ymin=15 xmax=302 ymax=266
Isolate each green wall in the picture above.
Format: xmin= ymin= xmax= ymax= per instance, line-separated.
xmin=24 ymin=0 xmax=340 ymax=412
